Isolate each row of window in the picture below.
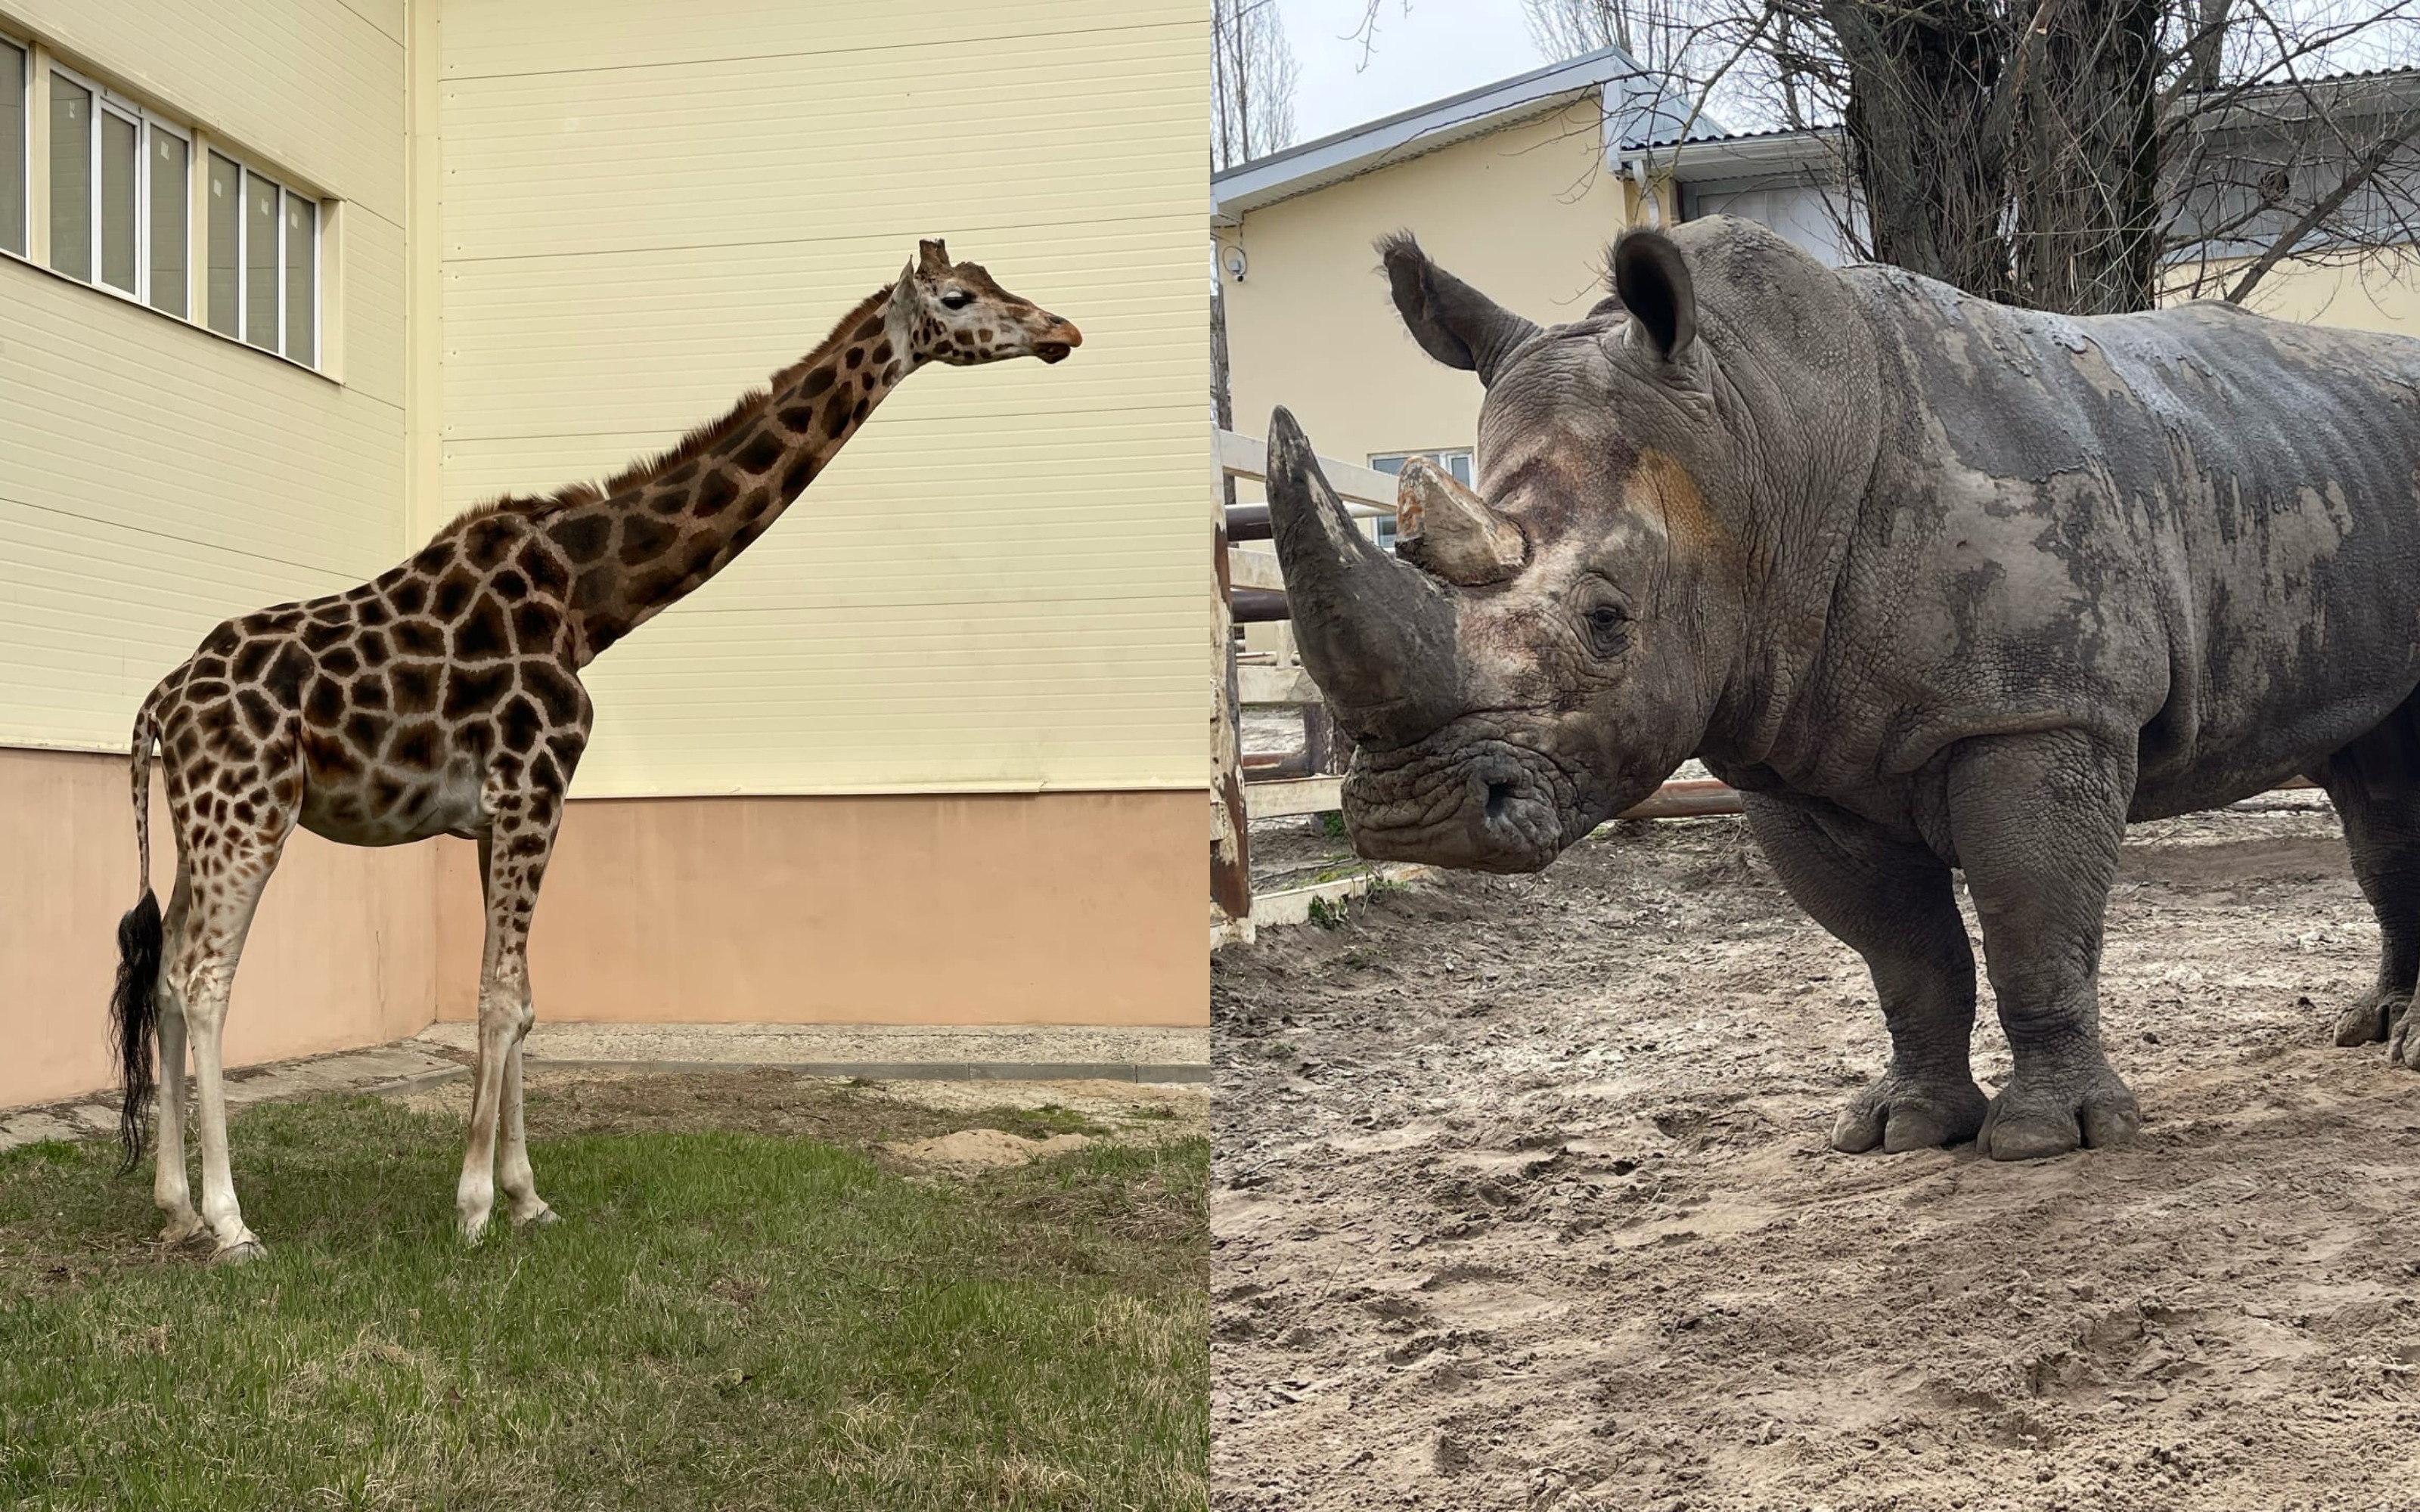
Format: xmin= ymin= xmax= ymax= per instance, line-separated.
xmin=0 ymin=36 xmax=318 ymax=369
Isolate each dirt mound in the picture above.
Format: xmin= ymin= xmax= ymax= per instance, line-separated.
xmin=882 ymin=1128 xmax=1094 ymax=1169
xmin=1213 ymin=796 xmax=2420 ymax=1510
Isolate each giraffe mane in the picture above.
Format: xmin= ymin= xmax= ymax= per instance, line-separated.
xmin=432 ymin=286 xmax=895 ymax=540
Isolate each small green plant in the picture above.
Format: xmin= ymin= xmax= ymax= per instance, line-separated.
xmin=1306 ymin=895 xmax=1348 ymax=929
xmin=1318 ymin=810 xmax=1349 ymax=840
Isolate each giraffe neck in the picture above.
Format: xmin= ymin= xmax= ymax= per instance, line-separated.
xmin=541 ymin=287 xmax=921 ymax=660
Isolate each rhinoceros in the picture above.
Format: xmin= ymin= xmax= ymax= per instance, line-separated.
xmin=1263 ymin=215 xmax=2420 ymax=1161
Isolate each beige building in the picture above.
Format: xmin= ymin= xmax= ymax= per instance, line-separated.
xmin=1214 ymin=54 xmax=2420 ymax=486
xmin=0 ymin=0 xmax=1208 ymax=1108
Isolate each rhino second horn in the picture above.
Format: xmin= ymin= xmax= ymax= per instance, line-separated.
xmin=1395 ymin=457 xmax=1524 ymax=585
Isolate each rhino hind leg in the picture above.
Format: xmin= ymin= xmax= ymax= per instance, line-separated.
xmin=2311 ymin=707 xmax=2420 ymax=1063
xmin=1742 ymin=794 xmax=1989 ymax=1153
xmin=1948 ymin=732 xmax=2142 ymax=1161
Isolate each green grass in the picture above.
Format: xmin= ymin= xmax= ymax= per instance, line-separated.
xmin=0 ymin=1094 xmax=1205 ymax=1511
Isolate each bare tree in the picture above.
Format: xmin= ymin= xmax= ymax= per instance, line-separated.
xmin=1215 ymin=0 xmax=1303 ymax=172
xmin=1531 ymin=0 xmax=2420 ymax=313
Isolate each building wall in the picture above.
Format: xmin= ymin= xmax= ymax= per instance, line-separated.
xmin=0 ymin=0 xmax=426 ymax=1108
xmin=1217 ymin=102 xmax=1630 ymax=478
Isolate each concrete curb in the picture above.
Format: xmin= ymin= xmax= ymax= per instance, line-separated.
xmin=371 ymin=1060 xmax=1212 ymax=1091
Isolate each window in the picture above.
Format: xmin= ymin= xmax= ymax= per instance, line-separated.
xmin=44 ymin=64 xmax=192 ymax=311
xmin=1 ymin=41 xmax=322 ymax=373
xmin=209 ymin=150 xmax=315 ymax=365
xmin=1368 ymin=450 xmax=1478 ymax=553
xmin=0 ymin=38 xmax=23 ymax=258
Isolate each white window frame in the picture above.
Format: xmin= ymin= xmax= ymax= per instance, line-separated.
xmin=213 ymin=147 xmax=320 ymax=370
xmin=0 ymin=31 xmax=26 ymax=261
xmin=45 ymin=60 xmax=189 ymax=312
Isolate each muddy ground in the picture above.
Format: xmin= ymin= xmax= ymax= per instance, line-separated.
xmin=1212 ymin=795 xmax=2420 ymax=1511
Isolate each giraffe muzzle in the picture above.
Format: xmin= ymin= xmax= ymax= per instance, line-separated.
xmin=1035 ymin=318 xmax=1082 ymax=364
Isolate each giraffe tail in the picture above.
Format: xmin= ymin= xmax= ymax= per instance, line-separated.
xmin=110 ymin=693 xmax=165 ymax=1174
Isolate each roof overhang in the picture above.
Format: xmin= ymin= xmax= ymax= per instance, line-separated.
xmin=1212 ymin=45 xmax=1661 ymax=224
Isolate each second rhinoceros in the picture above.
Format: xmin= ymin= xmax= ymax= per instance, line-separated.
xmin=1264 ymin=216 xmax=2420 ymax=1161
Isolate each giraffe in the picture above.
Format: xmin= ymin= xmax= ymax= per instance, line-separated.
xmin=104 ymin=240 xmax=1082 ymax=1262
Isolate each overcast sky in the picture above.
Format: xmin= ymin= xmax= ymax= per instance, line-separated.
xmin=1276 ymin=0 xmax=1552 ymax=144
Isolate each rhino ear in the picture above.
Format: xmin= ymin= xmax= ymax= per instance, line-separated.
xmin=1379 ymin=231 xmax=1541 ymax=386
xmin=1612 ymin=230 xmax=1696 ymax=361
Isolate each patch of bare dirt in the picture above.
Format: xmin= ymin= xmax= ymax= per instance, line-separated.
xmin=1212 ymin=795 xmax=2420 ymax=1511
xmin=883 ymin=1128 xmax=1097 ymax=1169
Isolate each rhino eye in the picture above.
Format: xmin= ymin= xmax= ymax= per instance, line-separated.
xmin=1583 ymin=602 xmax=1630 ymax=656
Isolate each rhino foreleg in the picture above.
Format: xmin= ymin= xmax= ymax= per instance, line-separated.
xmin=2310 ymin=751 xmax=2420 ymax=1062
xmin=1948 ymin=732 xmax=2142 ymax=1160
xmin=1744 ymin=794 xmax=1988 ymax=1153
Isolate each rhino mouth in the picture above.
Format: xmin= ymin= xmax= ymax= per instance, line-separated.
xmin=1339 ymin=727 xmax=1585 ymax=874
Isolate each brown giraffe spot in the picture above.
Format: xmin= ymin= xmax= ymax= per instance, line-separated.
xmin=799 ymin=367 xmax=836 ymax=399
xmin=625 ymin=565 xmax=683 ymax=605
xmin=845 ymin=348 xmax=864 ymax=370
xmin=507 ymin=833 xmax=549 ymax=860
xmin=232 ymin=640 xmax=275 ymax=683
xmin=185 ymin=679 xmax=230 ymax=703
xmin=203 ymin=624 xmax=240 ymax=655
xmin=647 ymin=489 xmax=687 ymax=516
xmin=358 ymin=631 xmax=391 ymax=668
xmin=572 ymin=569 xmax=614 ymax=613
xmin=516 ymin=540 xmax=569 ymax=597
xmin=193 ymin=654 xmax=229 ymax=679
xmin=370 ymin=773 xmax=409 ymax=813
xmin=343 ymin=710 xmax=389 ymax=752
xmin=387 ymin=721 xmax=439 ymax=770
xmin=872 ymin=339 xmax=892 ymax=364
xmin=433 ymin=571 xmax=478 ymax=622
xmin=781 ymin=457 xmax=814 ymax=496
xmin=353 ymin=675 xmax=389 ymax=711
xmin=491 ymin=569 xmax=529 ymax=602
xmin=321 ymin=646 xmax=361 ymax=677
xmin=265 ymin=644 xmax=312 ymax=701
xmin=659 ymin=460 xmax=699 ymax=487
xmin=443 ymin=665 xmax=513 ymax=721
xmin=499 ymin=695 xmax=544 ymax=754
xmin=735 ymin=432 xmax=784 ymax=474
xmin=236 ymin=688 xmax=280 ymax=739
xmin=618 ymin=514 xmax=679 ymax=565
xmin=693 ymin=471 xmax=740 ymax=518
xmin=458 ymin=721 xmax=495 ymax=758
xmin=216 ymin=767 xmax=249 ymax=795
xmin=511 ymin=601 xmax=562 ymax=648
xmin=454 ymin=599 xmax=509 ymax=660
xmin=463 ymin=517 xmax=518 ymax=569
xmin=823 ymin=398 xmax=851 ymax=438
xmin=391 ymin=663 xmax=439 ymax=714
xmin=411 ymin=543 xmax=451 ymax=575
xmin=393 ymin=620 xmax=445 ymax=658
xmin=852 ymin=314 xmax=883 ymax=339
xmin=548 ymin=513 xmax=611 ymax=564
xmin=357 ymin=598 xmax=392 ymax=629
xmin=304 ymin=677 xmax=343 ymax=728
xmin=884 ymin=361 xmax=903 ymax=383
xmin=390 ymin=578 xmax=430 ymax=616
xmin=302 ymin=735 xmax=359 ymax=781
xmin=777 ymin=404 xmax=816 ymax=431
xmin=852 ymin=398 xmax=870 ymax=425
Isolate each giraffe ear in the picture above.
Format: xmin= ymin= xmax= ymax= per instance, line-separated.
xmin=917 ymin=239 xmax=952 ymax=277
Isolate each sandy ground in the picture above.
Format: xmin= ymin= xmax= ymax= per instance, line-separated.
xmin=1212 ymin=795 xmax=2420 ymax=1511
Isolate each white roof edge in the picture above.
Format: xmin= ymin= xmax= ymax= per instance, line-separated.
xmin=1212 ymin=44 xmax=1657 ymax=222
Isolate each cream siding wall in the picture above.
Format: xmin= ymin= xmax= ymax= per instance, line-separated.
xmin=0 ymin=0 xmax=408 ymax=753
xmin=436 ymin=0 xmax=1208 ymax=798
xmin=1218 ymin=102 xmax=1629 ymax=484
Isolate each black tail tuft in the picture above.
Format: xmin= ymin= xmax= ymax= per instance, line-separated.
xmin=110 ymin=888 xmax=163 ymax=1174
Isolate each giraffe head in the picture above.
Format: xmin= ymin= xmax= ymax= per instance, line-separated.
xmin=896 ymin=239 xmax=1084 ymax=367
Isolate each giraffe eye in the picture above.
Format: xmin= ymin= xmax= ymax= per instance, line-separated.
xmin=939 ymin=290 xmax=973 ymax=310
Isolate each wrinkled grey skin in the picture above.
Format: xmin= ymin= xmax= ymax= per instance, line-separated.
xmin=1265 ymin=216 xmax=2420 ymax=1160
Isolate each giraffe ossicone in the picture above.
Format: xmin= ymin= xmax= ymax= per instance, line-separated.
xmin=103 ymin=242 xmax=1082 ymax=1257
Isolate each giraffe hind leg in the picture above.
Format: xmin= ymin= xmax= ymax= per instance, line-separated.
xmin=151 ymin=866 xmax=205 ymax=1245
xmin=2316 ymin=695 xmax=2420 ymax=1059
xmin=173 ymin=809 xmax=293 ymax=1263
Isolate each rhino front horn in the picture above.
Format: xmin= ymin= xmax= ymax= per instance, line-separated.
xmin=1394 ymin=457 xmax=1524 ymax=585
xmin=1263 ymin=407 xmax=1468 ymax=744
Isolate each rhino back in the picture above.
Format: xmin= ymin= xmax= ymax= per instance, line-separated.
xmin=1813 ymin=267 xmax=2420 ymax=814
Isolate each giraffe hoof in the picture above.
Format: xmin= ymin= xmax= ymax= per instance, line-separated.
xmin=209 ymin=1238 xmax=268 ymax=1267
xmin=511 ymin=1204 xmax=561 ymax=1228
xmin=159 ymin=1216 xmax=208 ymax=1247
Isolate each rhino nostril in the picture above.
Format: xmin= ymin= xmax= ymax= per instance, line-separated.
xmin=1485 ymin=782 xmax=1513 ymax=821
